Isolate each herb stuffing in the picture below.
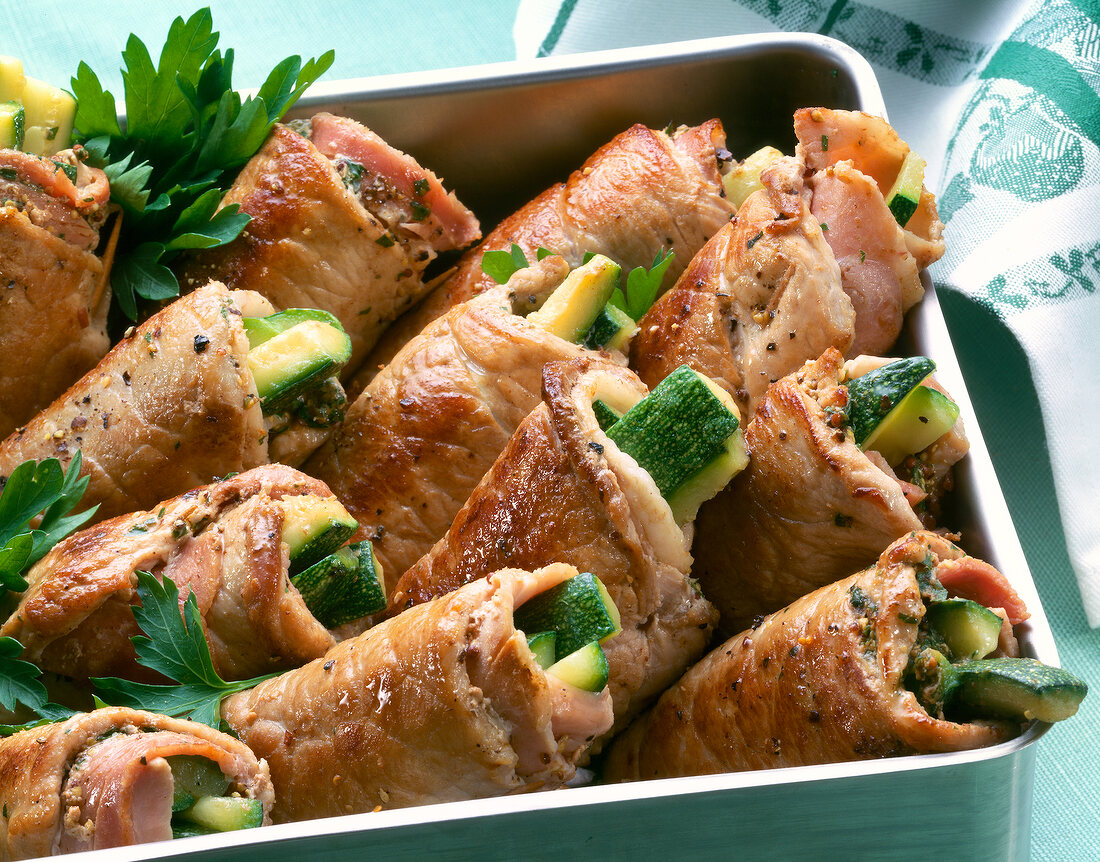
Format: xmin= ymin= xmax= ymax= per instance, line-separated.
xmin=70 ymin=8 xmax=334 ymax=320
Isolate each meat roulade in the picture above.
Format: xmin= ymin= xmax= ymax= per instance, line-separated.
xmin=305 ymin=254 xmax=624 ymax=595
xmin=602 ymin=532 xmax=1025 ymax=781
xmin=362 ymin=120 xmax=734 ymax=374
xmin=1 ymin=465 xmax=356 ymax=682
xmin=691 ymin=348 xmax=968 ymax=637
xmin=390 ymin=358 xmax=723 ymax=737
xmin=0 ymin=707 xmax=272 ymax=859
xmin=220 ymin=563 xmax=613 ymax=821
xmin=0 ymin=281 xmax=351 ymax=522
xmin=178 ymin=113 xmax=480 ymax=374
xmin=630 ymin=155 xmax=854 ymax=419
xmin=0 ymin=149 xmax=113 ymax=438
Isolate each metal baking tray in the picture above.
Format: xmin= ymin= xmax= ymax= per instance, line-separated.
xmin=75 ymin=32 xmax=1054 ymax=862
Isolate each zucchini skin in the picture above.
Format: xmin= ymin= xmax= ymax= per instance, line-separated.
xmin=845 ymin=356 xmax=935 ymax=444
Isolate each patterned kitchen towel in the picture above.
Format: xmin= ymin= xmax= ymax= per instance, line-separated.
xmin=514 ymin=0 xmax=1100 ymax=625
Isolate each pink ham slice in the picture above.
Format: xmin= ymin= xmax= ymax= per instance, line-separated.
xmin=937 ymin=556 xmax=1031 ymax=625
xmin=309 ymin=112 xmax=480 ymax=250
xmin=58 ymin=730 xmax=246 ymax=852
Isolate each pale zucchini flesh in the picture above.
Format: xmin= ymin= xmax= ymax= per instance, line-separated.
xmin=545 ymin=641 xmax=610 ymax=692
xmin=280 ymin=495 xmax=358 ymax=573
xmin=526 ymin=253 xmax=620 ymax=342
xmin=885 ymin=150 xmax=926 ymax=227
xmin=246 ymin=319 xmax=352 ymax=412
xmin=513 ymin=571 xmax=620 ymax=661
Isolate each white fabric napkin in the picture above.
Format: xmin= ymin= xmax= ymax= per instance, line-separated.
xmin=513 ymin=0 xmax=1100 ymax=624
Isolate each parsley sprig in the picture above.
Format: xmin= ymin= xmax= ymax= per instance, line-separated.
xmin=607 ymin=248 xmax=675 ymax=321
xmin=481 ymin=242 xmax=557 ymax=285
xmin=481 ymin=244 xmax=675 ymax=323
xmin=0 ymin=637 xmax=76 ymax=734
xmin=0 ymin=452 xmax=98 ymax=595
xmin=93 ymin=571 xmax=279 ymax=727
xmin=71 ymin=8 xmax=334 ymax=319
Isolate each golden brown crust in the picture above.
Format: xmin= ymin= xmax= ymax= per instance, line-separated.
xmin=2 ymin=465 xmax=336 ymax=682
xmin=0 ymin=207 xmax=109 ymax=438
xmin=221 ymin=564 xmax=611 ymax=821
xmin=0 ymin=707 xmax=272 ymax=860
xmin=390 ymin=359 xmax=715 ymax=739
xmin=691 ymin=349 xmax=923 ymax=637
xmin=177 ymin=125 xmax=434 ymax=373
xmin=304 ymin=258 xmax=590 ymax=598
xmin=602 ymin=532 xmax=1012 ymax=781
xmin=0 ymin=282 xmax=268 ymax=523
xmin=631 ymin=156 xmax=854 ymax=417
xmin=361 ymin=120 xmax=733 ymax=377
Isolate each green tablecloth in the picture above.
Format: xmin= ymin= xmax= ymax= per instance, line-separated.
xmin=6 ymin=2 xmax=1097 ymax=859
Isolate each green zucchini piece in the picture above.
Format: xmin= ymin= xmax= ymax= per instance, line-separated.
xmin=281 ymin=495 xmax=358 ymax=574
xmin=526 ymin=254 xmax=620 ymax=342
xmin=592 ymin=399 xmax=623 ymax=432
xmin=19 ymin=75 xmax=75 ymax=156
xmin=0 ymin=101 xmax=25 ymax=150
xmin=863 ymin=385 xmax=959 ymax=466
xmin=845 ymin=357 xmax=936 ymax=445
xmin=169 ymin=756 xmax=229 ymax=813
xmin=177 ymin=796 xmax=263 ymax=832
xmin=246 ymin=319 xmax=352 ymax=412
xmin=926 ymin=599 xmax=1003 ymax=662
xmin=948 ymin=658 xmax=1088 ymax=723
xmin=243 ymin=308 xmax=345 ymax=348
xmin=584 ymin=303 xmax=638 ymax=352
xmin=0 ymin=57 xmax=26 ymax=103
xmin=291 ymin=541 xmax=386 ymax=628
xmin=172 ymin=822 xmax=218 ymax=839
xmin=526 ymin=631 xmax=557 ymax=669
xmin=513 ymin=571 xmax=621 ymax=661
xmin=722 ymin=145 xmax=784 ymax=210
xmin=885 ymin=150 xmax=926 ymax=227
xmin=607 ymin=365 xmax=746 ymax=523
xmin=546 ymin=641 xmax=610 ymax=692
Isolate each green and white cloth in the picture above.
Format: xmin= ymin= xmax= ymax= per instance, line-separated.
xmin=517 ymin=0 xmax=1100 ymax=627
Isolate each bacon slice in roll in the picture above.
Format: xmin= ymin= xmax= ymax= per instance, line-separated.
xmin=0 ymin=707 xmax=272 ymax=859
xmin=691 ymin=348 xmax=968 ymax=637
xmin=0 ymin=148 xmax=114 ymax=438
xmin=362 ymin=120 xmax=734 ymax=375
xmin=220 ymin=563 xmax=612 ymax=821
xmin=178 ymin=114 xmax=480 ymax=375
xmin=630 ymin=155 xmax=854 ymax=419
xmin=602 ymin=533 xmax=1025 ymax=781
xmin=305 ymin=254 xmax=621 ymax=600
xmin=1 ymin=465 xmax=347 ymax=682
xmin=794 ymin=108 xmax=945 ymax=355
xmin=390 ymin=358 xmax=720 ymax=739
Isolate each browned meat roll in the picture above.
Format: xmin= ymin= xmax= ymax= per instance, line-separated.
xmin=390 ymin=359 xmax=717 ymax=738
xmin=630 ymin=155 xmax=854 ymax=418
xmin=178 ymin=113 xmax=480 ymax=375
xmin=794 ymin=108 xmax=945 ymax=356
xmin=602 ymin=532 xmax=1017 ymax=781
xmin=0 ymin=707 xmax=272 ymax=859
xmin=691 ymin=348 xmax=967 ymax=637
xmin=362 ymin=120 xmax=734 ymax=374
xmin=0 ymin=149 xmax=114 ymax=438
xmin=1 ymin=465 xmax=343 ymax=682
xmin=0 ymin=282 xmax=322 ymax=523
xmin=221 ymin=563 xmax=613 ymax=821
xmin=304 ymin=255 xmax=614 ymax=597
